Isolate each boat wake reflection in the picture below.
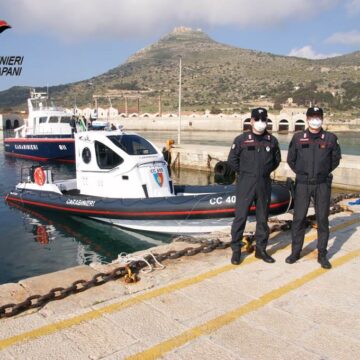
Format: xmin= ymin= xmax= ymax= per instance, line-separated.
xmin=9 ymin=202 xmax=171 ymax=256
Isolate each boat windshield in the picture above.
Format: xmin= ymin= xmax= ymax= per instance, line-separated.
xmin=108 ymin=135 xmax=158 ymax=156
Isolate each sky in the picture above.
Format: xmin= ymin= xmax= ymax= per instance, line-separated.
xmin=0 ymin=0 xmax=359 ymax=91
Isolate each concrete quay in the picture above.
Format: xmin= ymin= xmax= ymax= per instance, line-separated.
xmin=158 ymin=142 xmax=360 ymax=191
xmin=0 ymin=199 xmax=359 ymax=359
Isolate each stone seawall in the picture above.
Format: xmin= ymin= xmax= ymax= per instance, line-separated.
xmin=114 ymin=116 xmax=360 ymax=132
xmin=154 ymin=142 xmax=360 ymax=191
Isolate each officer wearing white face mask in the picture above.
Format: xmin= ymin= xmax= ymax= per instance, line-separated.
xmin=228 ymin=108 xmax=281 ymax=265
xmin=286 ymin=106 xmax=341 ymax=269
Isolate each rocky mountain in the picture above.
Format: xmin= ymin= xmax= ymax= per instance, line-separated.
xmin=1 ymin=27 xmax=360 ymax=115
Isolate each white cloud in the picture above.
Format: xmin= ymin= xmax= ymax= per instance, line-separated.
xmin=346 ymin=0 xmax=360 ymax=14
xmin=288 ymin=46 xmax=341 ymax=59
xmin=2 ymin=0 xmax=338 ymax=41
xmin=326 ymin=30 xmax=360 ymax=46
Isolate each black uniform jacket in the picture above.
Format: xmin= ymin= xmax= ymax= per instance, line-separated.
xmin=228 ymin=131 xmax=281 ymax=178
xmin=287 ymin=128 xmax=341 ymax=184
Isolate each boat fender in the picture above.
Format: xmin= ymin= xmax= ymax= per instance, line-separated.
xmin=29 ymin=165 xmax=37 ymax=182
xmin=214 ymin=161 xmax=234 ymax=178
xmin=214 ymin=161 xmax=236 ymax=185
xmin=34 ymin=167 xmax=46 ymax=186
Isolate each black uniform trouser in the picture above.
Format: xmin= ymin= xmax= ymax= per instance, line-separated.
xmin=231 ymin=175 xmax=271 ymax=252
xmin=291 ymin=182 xmax=331 ymax=256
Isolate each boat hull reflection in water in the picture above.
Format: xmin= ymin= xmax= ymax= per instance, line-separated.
xmin=7 ymin=201 xmax=170 ymax=259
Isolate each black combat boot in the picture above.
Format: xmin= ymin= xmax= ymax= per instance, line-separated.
xmin=285 ymin=253 xmax=300 ymax=264
xmin=255 ymin=249 xmax=275 ymax=263
xmin=231 ymin=250 xmax=241 ymax=265
xmin=318 ymin=254 xmax=331 ymax=269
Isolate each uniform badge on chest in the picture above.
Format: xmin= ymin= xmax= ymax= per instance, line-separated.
xmin=266 ymin=146 xmax=270 ymax=152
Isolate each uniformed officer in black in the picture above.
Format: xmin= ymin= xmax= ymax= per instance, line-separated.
xmin=228 ymin=108 xmax=281 ymax=265
xmin=286 ymin=106 xmax=341 ymax=269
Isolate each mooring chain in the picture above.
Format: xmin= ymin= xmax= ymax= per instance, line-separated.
xmin=0 ymin=193 xmax=358 ymax=319
xmin=0 ymin=266 xmax=130 ymax=318
xmin=173 ymin=199 xmax=354 ymax=248
xmin=330 ymin=192 xmax=360 ymax=206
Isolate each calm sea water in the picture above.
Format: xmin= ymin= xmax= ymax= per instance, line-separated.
xmin=0 ymin=131 xmax=357 ymax=284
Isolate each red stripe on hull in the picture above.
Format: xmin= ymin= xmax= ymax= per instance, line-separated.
xmin=4 ymin=152 xmax=75 ymax=163
xmin=5 ymin=153 xmax=49 ymax=162
xmin=6 ymin=196 xmax=289 ymax=217
xmin=56 ymin=158 xmax=75 ymax=164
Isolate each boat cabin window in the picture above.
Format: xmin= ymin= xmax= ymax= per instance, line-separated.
xmin=60 ymin=116 xmax=71 ymax=124
xmin=95 ymin=141 xmax=123 ymax=169
xmin=49 ymin=116 xmax=59 ymax=123
xmin=108 ymin=135 xmax=157 ymax=156
xmin=39 ymin=117 xmax=47 ymax=124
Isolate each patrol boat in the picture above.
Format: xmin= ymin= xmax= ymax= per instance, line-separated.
xmin=4 ymin=89 xmax=86 ymax=162
xmin=5 ymin=130 xmax=292 ymax=234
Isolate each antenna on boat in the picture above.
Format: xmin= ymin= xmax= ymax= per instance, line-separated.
xmin=108 ymin=96 xmax=112 ymax=120
xmin=74 ymin=93 xmax=77 ymax=115
xmin=178 ymin=55 xmax=182 ymax=145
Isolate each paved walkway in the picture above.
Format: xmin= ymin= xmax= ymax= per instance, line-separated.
xmin=0 ymin=201 xmax=359 ymax=359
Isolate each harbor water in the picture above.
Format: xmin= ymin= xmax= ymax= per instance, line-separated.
xmin=0 ymin=131 xmax=358 ymax=284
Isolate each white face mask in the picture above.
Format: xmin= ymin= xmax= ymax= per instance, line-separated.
xmin=253 ymin=121 xmax=267 ymax=133
xmin=308 ymin=118 xmax=322 ymax=129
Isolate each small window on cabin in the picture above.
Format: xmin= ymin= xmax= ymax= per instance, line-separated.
xmin=95 ymin=141 xmax=123 ymax=169
xmin=39 ymin=117 xmax=47 ymax=123
xmin=60 ymin=116 xmax=71 ymax=124
xmin=82 ymin=147 xmax=91 ymax=164
xmin=107 ymin=135 xmax=157 ymax=156
xmin=49 ymin=116 xmax=59 ymax=123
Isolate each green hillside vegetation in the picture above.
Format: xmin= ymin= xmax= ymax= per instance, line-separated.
xmin=1 ymin=27 xmax=360 ymax=118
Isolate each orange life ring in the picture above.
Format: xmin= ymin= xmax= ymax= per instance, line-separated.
xmin=36 ymin=225 xmax=49 ymax=244
xmin=34 ymin=167 xmax=46 ymax=186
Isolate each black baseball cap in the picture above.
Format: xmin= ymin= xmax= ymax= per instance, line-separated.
xmin=306 ymin=106 xmax=323 ymax=117
xmin=251 ymin=107 xmax=268 ymax=120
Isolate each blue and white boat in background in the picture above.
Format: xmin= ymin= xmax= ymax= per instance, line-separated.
xmin=4 ymin=89 xmax=86 ymax=163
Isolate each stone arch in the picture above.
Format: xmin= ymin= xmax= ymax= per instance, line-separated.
xmin=5 ymin=119 xmax=12 ymax=129
xmin=295 ymin=119 xmax=306 ymax=132
xmin=129 ymin=113 xmax=138 ymax=118
xmin=141 ymin=113 xmax=150 ymax=118
xmin=278 ymin=119 xmax=289 ymax=133
xmin=243 ymin=118 xmax=251 ymax=131
xmin=267 ymin=118 xmax=273 ymax=132
xmin=13 ymin=119 xmax=20 ymax=129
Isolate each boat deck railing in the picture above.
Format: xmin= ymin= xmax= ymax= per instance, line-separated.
xmin=12 ymin=125 xmax=74 ymax=138
xmin=14 ymin=125 xmax=26 ymax=138
xmin=2 ymin=129 xmax=15 ymax=139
